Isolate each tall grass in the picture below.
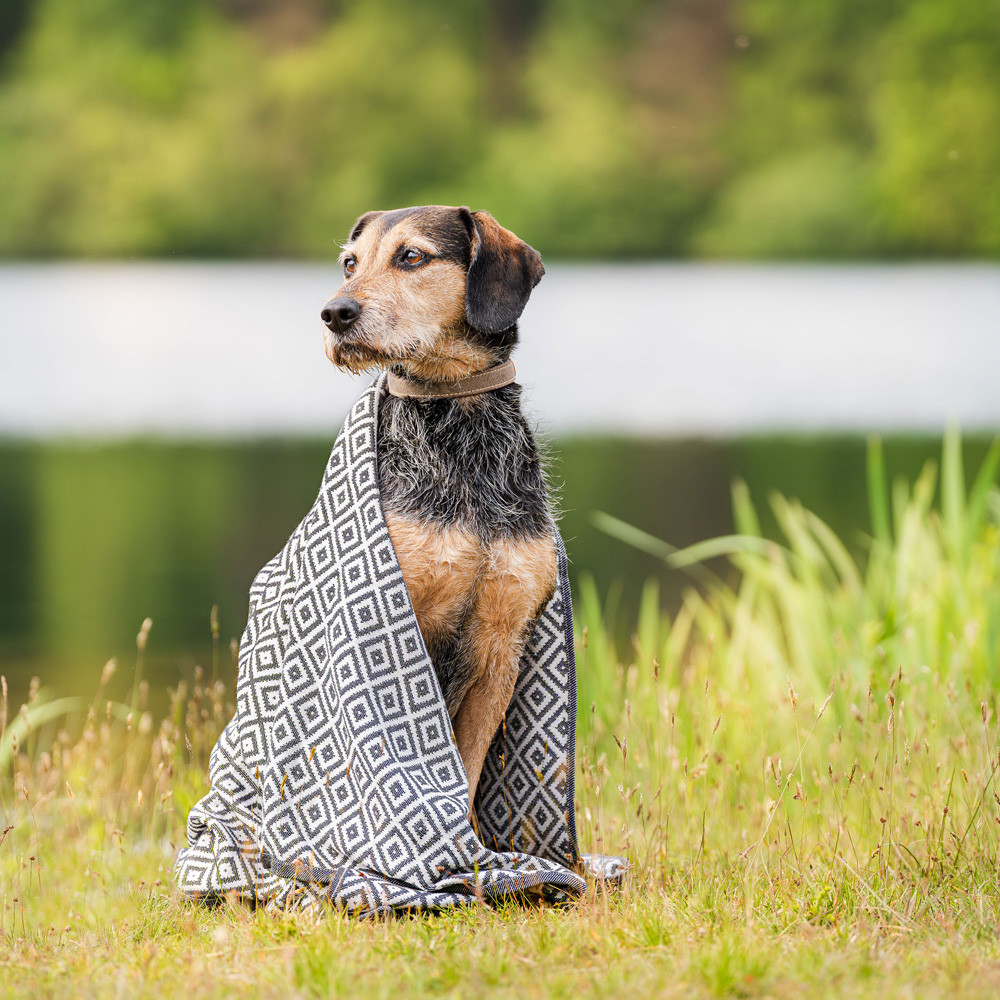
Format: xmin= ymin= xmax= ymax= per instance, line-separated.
xmin=2 ymin=432 xmax=1000 ymax=996
xmin=585 ymin=431 xmax=1000 ymax=919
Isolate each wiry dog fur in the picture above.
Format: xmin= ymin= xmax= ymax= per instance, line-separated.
xmin=321 ymin=205 xmax=554 ymax=807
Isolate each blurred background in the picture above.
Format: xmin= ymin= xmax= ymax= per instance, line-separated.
xmin=0 ymin=0 xmax=998 ymax=708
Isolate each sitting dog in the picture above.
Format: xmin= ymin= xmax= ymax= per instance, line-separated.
xmin=320 ymin=205 xmax=554 ymax=811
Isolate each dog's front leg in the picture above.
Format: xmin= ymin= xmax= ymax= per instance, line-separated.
xmin=452 ymin=533 xmax=557 ymax=816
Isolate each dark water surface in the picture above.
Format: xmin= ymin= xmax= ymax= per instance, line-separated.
xmin=1 ymin=433 xmax=995 ymax=711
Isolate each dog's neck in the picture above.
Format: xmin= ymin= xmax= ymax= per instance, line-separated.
xmin=376 ymin=375 xmax=551 ymax=540
xmin=385 ymin=360 xmax=516 ymax=400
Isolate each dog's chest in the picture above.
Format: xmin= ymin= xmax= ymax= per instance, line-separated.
xmin=375 ymin=390 xmax=551 ymax=539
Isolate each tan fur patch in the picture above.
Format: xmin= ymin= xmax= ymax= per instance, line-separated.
xmin=452 ymin=533 xmax=558 ymax=802
xmin=384 ymin=511 xmax=481 ymax=649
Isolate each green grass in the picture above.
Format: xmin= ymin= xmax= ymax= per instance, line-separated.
xmin=4 ymin=432 xmax=1000 ymax=998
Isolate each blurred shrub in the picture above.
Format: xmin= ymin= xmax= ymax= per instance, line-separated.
xmin=715 ymin=0 xmax=1000 ymax=258
xmin=870 ymin=0 xmax=1000 ymax=254
xmin=696 ymin=145 xmax=876 ymax=258
xmin=0 ymin=0 xmax=997 ymax=258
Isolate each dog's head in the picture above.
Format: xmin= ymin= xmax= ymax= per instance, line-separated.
xmin=321 ymin=206 xmax=544 ymax=380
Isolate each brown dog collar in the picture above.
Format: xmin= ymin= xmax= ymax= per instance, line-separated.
xmin=386 ymin=360 xmax=517 ymax=400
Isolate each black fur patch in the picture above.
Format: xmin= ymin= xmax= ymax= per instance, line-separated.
xmin=461 ymin=209 xmax=544 ymax=341
xmin=376 ymin=206 xmax=472 ymax=268
xmin=377 ymin=384 xmax=552 ymax=541
xmin=373 ymin=206 xmax=421 ymax=234
xmin=349 ymin=210 xmax=382 ymax=242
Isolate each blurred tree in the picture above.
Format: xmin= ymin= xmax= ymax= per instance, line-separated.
xmin=870 ymin=0 xmax=1000 ymax=255
xmin=703 ymin=0 xmax=1000 ymax=257
xmin=212 ymin=0 xmax=338 ymax=48
xmin=0 ymin=0 xmax=34 ymax=61
xmin=0 ymin=0 xmax=996 ymax=258
xmin=482 ymin=0 xmax=547 ymax=117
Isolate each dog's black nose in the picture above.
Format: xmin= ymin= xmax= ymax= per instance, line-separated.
xmin=321 ymin=297 xmax=361 ymax=332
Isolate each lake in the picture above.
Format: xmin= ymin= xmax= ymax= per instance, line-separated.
xmin=2 ymin=262 xmax=999 ymax=436
xmin=0 ymin=263 xmax=997 ymax=709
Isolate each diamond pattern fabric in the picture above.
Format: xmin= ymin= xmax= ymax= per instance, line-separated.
xmin=174 ymin=377 xmax=619 ymax=913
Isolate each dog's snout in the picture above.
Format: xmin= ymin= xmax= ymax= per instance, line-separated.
xmin=321 ymin=297 xmax=361 ymax=332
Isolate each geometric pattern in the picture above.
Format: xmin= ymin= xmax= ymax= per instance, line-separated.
xmin=173 ymin=377 xmax=620 ymax=913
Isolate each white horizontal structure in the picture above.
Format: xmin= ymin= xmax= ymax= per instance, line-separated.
xmin=1 ymin=262 xmax=998 ymax=437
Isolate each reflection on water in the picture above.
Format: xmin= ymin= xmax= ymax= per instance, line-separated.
xmin=1 ymin=433 xmax=995 ymax=710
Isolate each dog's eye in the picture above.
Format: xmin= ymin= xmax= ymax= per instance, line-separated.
xmin=403 ymin=249 xmax=425 ymax=265
xmin=343 ymin=258 xmax=357 ymax=277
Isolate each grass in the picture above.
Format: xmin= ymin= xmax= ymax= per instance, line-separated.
xmin=4 ymin=431 xmax=1000 ymax=998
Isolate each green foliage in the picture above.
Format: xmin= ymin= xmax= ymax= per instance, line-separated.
xmin=705 ymin=0 xmax=1000 ymax=257
xmin=595 ymin=430 xmax=1000 ymax=703
xmin=0 ymin=0 xmax=997 ymax=257
xmin=871 ymin=0 xmax=1000 ymax=254
xmin=0 ymin=0 xmax=716 ymax=257
xmin=695 ymin=144 xmax=877 ymax=258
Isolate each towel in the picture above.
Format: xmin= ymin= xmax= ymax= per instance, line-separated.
xmin=174 ymin=377 xmax=625 ymax=913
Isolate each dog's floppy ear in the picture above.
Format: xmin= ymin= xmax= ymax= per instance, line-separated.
xmin=459 ymin=208 xmax=545 ymax=335
xmin=348 ymin=210 xmax=382 ymax=242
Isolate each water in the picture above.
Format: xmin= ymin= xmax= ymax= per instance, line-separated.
xmin=3 ymin=432 xmax=995 ymax=715
xmin=0 ymin=262 xmax=998 ymax=708
xmin=2 ymin=262 xmax=998 ymax=436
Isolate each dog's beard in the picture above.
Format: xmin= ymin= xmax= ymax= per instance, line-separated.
xmin=325 ymin=336 xmax=398 ymax=375
xmin=325 ymin=319 xmax=431 ymax=376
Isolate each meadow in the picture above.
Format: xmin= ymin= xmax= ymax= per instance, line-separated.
xmin=3 ymin=432 xmax=1000 ymax=998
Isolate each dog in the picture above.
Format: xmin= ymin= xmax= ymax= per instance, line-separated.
xmin=320 ymin=205 xmax=555 ymax=812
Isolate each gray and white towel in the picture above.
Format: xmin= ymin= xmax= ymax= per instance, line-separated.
xmin=174 ymin=378 xmax=625 ymax=913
